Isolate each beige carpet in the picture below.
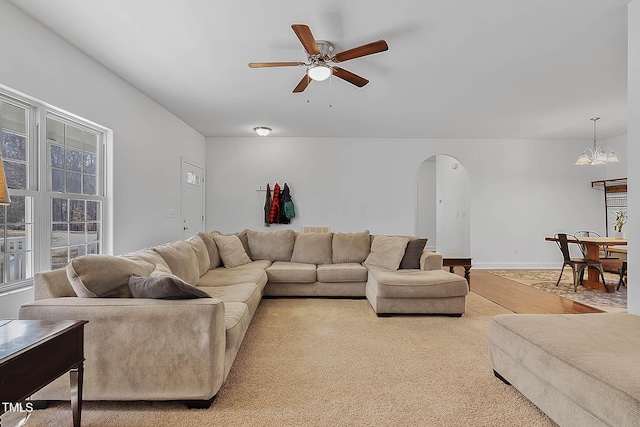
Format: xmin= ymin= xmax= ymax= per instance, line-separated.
xmin=486 ymin=269 xmax=627 ymax=312
xmin=24 ymin=294 xmax=555 ymax=427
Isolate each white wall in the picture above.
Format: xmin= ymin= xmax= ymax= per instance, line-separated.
xmin=206 ymin=136 xmax=622 ymax=269
xmin=0 ymin=2 xmax=205 ymax=317
xmin=0 ymin=2 xmax=205 ymax=253
xmin=627 ymin=0 xmax=639 ymax=315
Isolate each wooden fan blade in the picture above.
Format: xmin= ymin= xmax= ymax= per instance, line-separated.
xmin=248 ymin=62 xmax=306 ymax=68
xmin=332 ymin=67 xmax=369 ymax=87
xmin=291 ymin=24 xmax=320 ymax=55
xmin=293 ymin=74 xmax=312 ymax=93
xmin=333 ymin=40 xmax=388 ymax=62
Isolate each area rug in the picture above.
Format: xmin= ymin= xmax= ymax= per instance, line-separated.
xmin=486 ymin=269 xmax=626 ymax=312
xmin=23 ymin=294 xmax=555 ymax=427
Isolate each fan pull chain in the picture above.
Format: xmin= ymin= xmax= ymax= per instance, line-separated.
xmin=329 ymin=75 xmax=333 ymax=108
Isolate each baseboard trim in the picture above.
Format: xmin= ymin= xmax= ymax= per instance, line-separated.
xmin=472 ymin=262 xmax=559 ymax=270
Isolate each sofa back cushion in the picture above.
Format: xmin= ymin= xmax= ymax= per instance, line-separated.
xmin=199 ymin=231 xmax=222 ymax=269
xmin=66 ymin=254 xmax=154 ymax=297
xmin=186 ymin=235 xmax=211 ymax=277
xmin=153 ymin=240 xmax=200 ymax=285
xmin=213 ymin=234 xmax=252 ymax=268
xmin=291 ymin=232 xmax=333 ymax=264
xmin=364 ymin=235 xmax=409 ymax=271
xmin=247 ymin=229 xmax=295 ymax=262
xmin=121 ymin=248 xmax=169 ymax=270
xmin=332 ymin=230 xmax=371 ymax=263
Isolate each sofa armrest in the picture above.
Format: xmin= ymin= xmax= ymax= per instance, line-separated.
xmin=420 ymin=251 xmax=443 ymax=271
xmin=19 ymin=297 xmax=226 ymax=401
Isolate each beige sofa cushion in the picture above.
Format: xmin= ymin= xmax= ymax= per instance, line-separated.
xmin=213 ymin=234 xmax=252 ymax=268
xmin=153 ymin=240 xmax=200 ymax=285
xmin=235 ymin=229 xmax=252 ymax=258
xmin=122 ymin=249 xmax=169 ymax=270
xmin=66 ymin=254 xmax=154 ymax=298
xmin=291 ymin=232 xmax=332 ymax=264
xmin=266 ymin=262 xmax=316 ymax=283
xmin=198 ymin=267 xmax=268 ymax=289
xmin=186 ymin=235 xmax=211 ymax=277
xmin=198 ymin=231 xmax=222 ymax=269
xmin=247 ymin=229 xmax=295 ymax=261
xmin=364 ymin=236 xmax=409 ymax=270
xmin=316 ymin=263 xmax=368 ymax=283
xmin=332 ymin=230 xmax=371 ymax=263
xmin=368 ymin=268 xmax=469 ymax=298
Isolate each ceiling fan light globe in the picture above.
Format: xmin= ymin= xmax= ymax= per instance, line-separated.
xmin=307 ymin=64 xmax=332 ymax=81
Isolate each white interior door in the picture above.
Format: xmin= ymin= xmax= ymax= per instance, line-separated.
xmin=181 ymin=158 xmax=205 ymax=238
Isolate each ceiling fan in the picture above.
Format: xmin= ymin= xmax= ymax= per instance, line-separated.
xmin=248 ymin=24 xmax=388 ymax=93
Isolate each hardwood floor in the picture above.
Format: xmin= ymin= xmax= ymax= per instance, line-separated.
xmin=455 ymin=268 xmax=604 ymax=314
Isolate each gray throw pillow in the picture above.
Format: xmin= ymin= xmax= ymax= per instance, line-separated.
xmin=400 ymin=238 xmax=428 ymax=269
xmin=128 ymin=274 xmax=211 ymax=300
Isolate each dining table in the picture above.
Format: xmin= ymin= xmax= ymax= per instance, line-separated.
xmin=545 ymin=236 xmax=627 ymax=292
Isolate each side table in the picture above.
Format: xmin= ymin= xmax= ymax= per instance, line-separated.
xmin=0 ymin=319 xmax=87 ymax=427
xmin=440 ymin=253 xmax=473 ymax=287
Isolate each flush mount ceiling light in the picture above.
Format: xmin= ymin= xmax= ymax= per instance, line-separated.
xmin=253 ymin=126 xmax=271 ymax=136
xmin=575 ymin=117 xmax=619 ymax=166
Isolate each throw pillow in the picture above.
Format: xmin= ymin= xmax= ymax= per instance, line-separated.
xmin=129 ymin=265 xmax=211 ymax=299
xmin=291 ymin=232 xmax=333 ymax=264
xmin=364 ymin=235 xmax=410 ymax=270
xmin=247 ymin=229 xmax=296 ymax=261
xmin=399 ymin=238 xmax=428 ymax=269
xmin=332 ymin=230 xmax=371 ymax=263
xmin=213 ymin=234 xmax=252 ymax=268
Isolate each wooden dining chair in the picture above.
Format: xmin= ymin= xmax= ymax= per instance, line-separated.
xmin=555 ymin=233 xmax=589 ymax=291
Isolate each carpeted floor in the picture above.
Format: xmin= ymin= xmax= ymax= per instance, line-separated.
xmin=22 ymin=294 xmax=555 ymax=427
xmin=485 ymin=269 xmax=627 ymax=312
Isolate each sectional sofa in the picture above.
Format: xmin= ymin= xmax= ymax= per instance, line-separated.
xmin=18 ymin=229 xmax=468 ymax=407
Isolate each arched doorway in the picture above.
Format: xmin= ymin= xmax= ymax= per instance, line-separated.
xmin=416 ymin=155 xmax=470 ymax=256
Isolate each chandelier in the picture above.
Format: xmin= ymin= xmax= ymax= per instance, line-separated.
xmin=575 ymin=117 xmax=619 ymax=165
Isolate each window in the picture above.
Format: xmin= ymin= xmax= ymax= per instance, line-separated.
xmin=1 ymin=98 xmax=34 ymax=291
xmin=0 ymin=89 xmax=109 ymax=292
xmin=46 ymin=115 xmax=104 ymax=269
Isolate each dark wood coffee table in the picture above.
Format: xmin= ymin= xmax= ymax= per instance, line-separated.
xmin=440 ymin=253 xmax=473 ymax=286
xmin=0 ymin=319 xmax=87 ymax=427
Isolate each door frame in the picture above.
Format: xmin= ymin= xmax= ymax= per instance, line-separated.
xmin=180 ymin=156 xmax=205 ymax=237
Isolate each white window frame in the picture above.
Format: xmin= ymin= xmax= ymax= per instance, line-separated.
xmin=0 ymin=85 xmax=112 ymax=292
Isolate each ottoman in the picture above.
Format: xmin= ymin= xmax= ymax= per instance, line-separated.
xmin=488 ymin=313 xmax=640 ymax=427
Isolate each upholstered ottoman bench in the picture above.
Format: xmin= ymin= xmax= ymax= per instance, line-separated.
xmin=488 ymin=313 xmax=640 ymax=427
xmin=365 ymin=268 xmax=469 ymax=316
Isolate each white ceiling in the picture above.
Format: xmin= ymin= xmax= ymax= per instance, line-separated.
xmin=9 ymin=0 xmax=631 ymax=140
